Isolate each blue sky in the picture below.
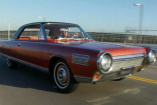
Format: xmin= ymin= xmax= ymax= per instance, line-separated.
xmin=0 ymin=0 xmax=157 ymax=35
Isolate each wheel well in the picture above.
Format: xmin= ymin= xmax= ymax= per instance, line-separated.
xmin=49 ymin=57 xmax=64 ymax=71
xmin=49 ymin=57 xmax=77 ymax=83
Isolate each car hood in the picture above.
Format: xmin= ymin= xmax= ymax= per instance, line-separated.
xmin=69 ymin=41 xmax=147 ymax=56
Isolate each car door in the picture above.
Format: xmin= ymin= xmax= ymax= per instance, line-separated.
xmin=0 ymin=40 xmax=19 ymax=59
xmin=15 ymin=24 xmax=45 ymax=68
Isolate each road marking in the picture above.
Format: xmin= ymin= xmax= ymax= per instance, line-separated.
xmin=87 ymin=97 xmax=110 ymax=103
xmin=127 ymin=76 xmax=157 ymax=85
xmin=149 ymin=65 xmax=157 ymax=69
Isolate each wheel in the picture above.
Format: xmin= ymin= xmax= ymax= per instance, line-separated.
xmin=6 ymin=58 xmax=17 ymax=69
xmin=52 ymin=60 xmax=78 ymax=93
xmin=113 ymin=77 xmax=125 ymax=81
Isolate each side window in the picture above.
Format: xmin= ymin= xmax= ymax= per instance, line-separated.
xmin=18 ymin=25 xmax=44 ymax=40
xmin=68 ymin=27 xmax=85 ymax=38
xmin=45 ymin=29 xmax=50 ymax=36
xmin=45 ymin=29 xmax=51 ymax=39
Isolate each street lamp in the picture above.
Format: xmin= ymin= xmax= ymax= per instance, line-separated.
xmin=8 ymin=23 xmax=10 ymax=40
xmin=134 ymin=3 xmax=144 ymax=43
xmin=5 ymin=22 xmax=10 ymax=40
xmin=37 ymin=16 xmax=45 ymax=22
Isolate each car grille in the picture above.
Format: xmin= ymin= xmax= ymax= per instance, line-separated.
xmin=110 ymin=54 xmax=145 ymax=72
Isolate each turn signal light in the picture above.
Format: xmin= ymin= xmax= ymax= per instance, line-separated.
xmin=93 ymin=73 xmax=101 ymax=79
xmin=142 ymin=65 xmax=148 ymax=69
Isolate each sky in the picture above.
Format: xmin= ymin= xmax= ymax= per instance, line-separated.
xmin=0 ymin=0 xmax=157 ymax=35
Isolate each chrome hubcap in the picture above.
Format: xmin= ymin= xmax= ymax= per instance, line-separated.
xmin=57 ymin=67 xmax=68 ymax=86
xmin=54 ymin=62 xmax=70 ymax=89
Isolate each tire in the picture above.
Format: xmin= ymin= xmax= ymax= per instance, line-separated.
xmin=6 ymin=58 xmax=17 ymax=69
xmin=52 ymin=60 xmax=78 ymax=93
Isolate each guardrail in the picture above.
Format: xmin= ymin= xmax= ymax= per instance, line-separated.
xmin=0 ymin=31 xmax=157 ymax=44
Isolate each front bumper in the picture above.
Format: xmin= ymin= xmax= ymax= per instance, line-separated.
xmin=92 ymin=66 xmax=142 ymax=82
xmin=75 ymin=53 xmax=155 ymax=83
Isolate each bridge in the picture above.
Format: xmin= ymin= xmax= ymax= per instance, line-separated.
xmin=0 ymin=31 xmax=157 ymax=44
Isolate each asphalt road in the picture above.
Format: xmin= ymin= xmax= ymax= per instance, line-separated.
xmin=0 ymin=56 xmax=157 ymax=105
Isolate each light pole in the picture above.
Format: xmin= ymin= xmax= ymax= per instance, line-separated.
xmin=134 ymin=3 xmax=144 ymax=43
xmin=37 ymin=16 xmax=45 ymax=22
xmin=8 ymin=23 xmax=10 ymax=40
xmin=5 ymin=22 xmax=10 ymax=40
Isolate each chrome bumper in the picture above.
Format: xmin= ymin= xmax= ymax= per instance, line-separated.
xmin=75 ymin=54 xmax=146 ymax=83
xmin=93 ymin=66 xmax=142 ymax=82
xmin=93 ymin=54 xmax=145 ymax=82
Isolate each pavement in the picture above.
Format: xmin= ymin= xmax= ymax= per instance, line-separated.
xmin=0 ymin=56 xmax=157 ymax=105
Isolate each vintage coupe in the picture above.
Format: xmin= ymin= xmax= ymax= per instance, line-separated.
xmin=0 ymin=22 xmax=156 ymax=93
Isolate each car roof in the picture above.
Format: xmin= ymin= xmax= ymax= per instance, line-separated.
xmin=23 ymin=22 xmax=79 ymax=27
xmin=12 ymin=22 xmax=80 ymax=40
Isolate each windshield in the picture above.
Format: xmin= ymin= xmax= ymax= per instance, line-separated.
xmin=43 ymin=23 xmax=93 ymax=40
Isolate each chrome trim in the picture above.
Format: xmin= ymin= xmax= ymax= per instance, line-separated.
xmin=94 ymin=54 xmax=146 ymax=82
xmin=147 ymin=49 xmax=156 ymax=64
xmin=93 ymin=68 xmax=134 ymax=82
xmin=0 ymin=53 xmax=48 ymax=71
xmin=110 ymin=54 xmax=145 ymax=72
xmin=97 ymin=52 xmax=113 ymax=73
xmin=93 ymin=65 xmax=143 ymax=82
xmin=72 ymin=53 xmax=89 ymax=66
xmin=113 ymin=54 xmax=145 ymax=60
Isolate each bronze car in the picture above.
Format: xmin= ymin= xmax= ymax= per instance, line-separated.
xmin=0 ymin=22 xmax=156 ymax=93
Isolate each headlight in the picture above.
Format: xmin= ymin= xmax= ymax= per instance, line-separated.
xmin=97 ymin=52 xmax=112 ymax=73
xmin=148 ymin=50 xmax=156 ymax=64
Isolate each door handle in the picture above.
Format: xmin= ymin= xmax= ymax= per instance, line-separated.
xmin=18 ymin=43 xmax=21 ymax=46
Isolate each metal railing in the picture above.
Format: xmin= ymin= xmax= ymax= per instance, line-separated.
xmin=0 ymin=31 xmax=156 ymax=44
xmin=88 ymin=32 xmax=157 ymax=44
